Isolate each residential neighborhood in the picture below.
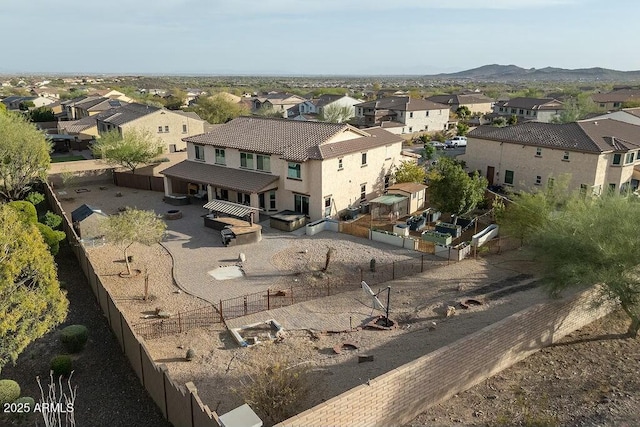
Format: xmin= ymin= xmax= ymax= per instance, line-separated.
xmin=4 ymin=2 xmax=640 ymax=426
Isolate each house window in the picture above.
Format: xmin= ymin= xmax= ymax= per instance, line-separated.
xmin=519 ymin=109 xmax=524 ymax=114
xmin=169 ymin=144 xmax=176 ymax=153
xmin=256 ymin=155 xmax=270 ymax=172
xmin=384 ymin=174 xmax=391 ymax=190
xmin=158 ymin=126 xmax=163 ymax=133
xmin=536 ymin=147 xmax=542 ymax=157
xmin=294 ymin=194 xmax=310 ymax=215
xmin=360 ymin=184 xmax=366 ymax=202
xmin=194 ymin=145 xmax=205 ymax=161
xmin=504 ymin=170 xmax=514 ymax=185
xmin=269 ymin=190 xmax=277 ymax=210
xmin=580 ymin=184 xmax=588 ymax=196
xmin=511 ymin=108 xmax=516 ymax=114
xmin=215 ymin=148 xmax=225 ymax=165
xmin=625 ymin=152 xmax=635 ymax=164
xmin=409 ymin=112 xmax=413 ymax=118
xmin=240 ymin=152 xmax=254 ymax=169
xmin=287 ymin=162 xmax=301 ymax=179
xmin=237 ymin=192 xmax=250 ymax=205
xmin=338 ymin=158 xmax=343 ymax=170
xmin=424 ymin=125 xmax=429 ymax=131
xmin=499 ymin=107 xmax=504 ymax=112
xmin=535 ymin=175 xmax=541 ymax=185
xmin=385 ymin=145 xmax=391 ymax=160
xmin=548 ymin=177 xmax=555 ymax=188
xmin=182 ymin=124 xmax=187 ymax=133
xmin=408 ymin=127 xmax=413 ymax=133
xmin=361 ymin=152 xmax=367 ymax=166
xmin=600 ymin=103 xmax=605 ymax=108
xmin=614 ymin=102 xmax=621 ymax=108
xmin=609 ymin=183 xmax=616 ymax=193
xmin=219 ymin=189 xmax=229 ymax=200
xmin=426 ymin=111 xmax=429 ymax=117
xmin=613 ymin=153 xmax=622 ymax=165
xmin=324 ymin=197 xmax=332 ymax=216
xmin=562 ymin=151 xmax=570 ymax=161
xmin=165 ymin=125 xmax=169 ymax=132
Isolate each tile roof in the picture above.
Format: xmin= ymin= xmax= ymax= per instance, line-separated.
xmin=355 ymin=96 xmax=448 ymax=112
xmin=427 ymin=93 xmax=493 ymax=105
xmin=99 ymin=103 xmax=160 ymax=126
xmin=469 ymin=119 xmax=640 ymax=153
xmin=592 ymin=89 xmax=640 ymax=103
xmin=74 ymin=96 xmax=107 ymax=110
xmin=387 ymin=182 xmax=427 ymax=193
xmin=59 ymin=116 xmax=97 ymax=133
xmin=173 ymin=110 xmax=203 ymax=121
xmin=622 ymin=107 xmax=640 ymax=118
xmin=182 ymin=116 xmax=351 ymax=162
xmin=161 ymin=160 xmax=279 ymax=193
xmin=494 ymin=97 xmax=563 ymax=111
xmin=317 ymin=127 xmax=404 ymax=159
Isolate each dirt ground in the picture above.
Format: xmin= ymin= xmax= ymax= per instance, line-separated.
xmin=52 ymin=181 xmax=631 ymax=426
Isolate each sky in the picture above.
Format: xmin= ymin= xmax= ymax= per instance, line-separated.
xmin=2 ymin=0 xmax=639 ymax=76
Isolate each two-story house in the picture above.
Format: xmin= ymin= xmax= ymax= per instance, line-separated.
xmin=462 ymin=119 xmax=640 ymax=195
xmin=352 ymin=96 xmax=450 ymax=135
xmin=491 ymin=97 xmax=564 ymax=123
xmin=426 ymin=92 xmax=494 ymax=115
xmin=294 ymin=94 xmax=365 ymax=121
xmin=73 ymin=97 xmax=128 ymax=119
xmin=161 ymin=116 xmax=405 ymax=221
xmin=95 ymin=103 xmax=206 ymax=152
xmin=592 ymin=88 xmax=640 ymax=110
xmin=587 ymin=107 xmax=640 ymax=126
xmin=252 ymin=93 xmax=307 ymax=118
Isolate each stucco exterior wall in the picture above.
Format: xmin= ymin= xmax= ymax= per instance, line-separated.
xmin=125 ymin=110 xmax=205 ymax=152
xmin=462 ymin=137 xmax=637 ymax=193
xmin=397 ymin=108 xmax=449 ymax=133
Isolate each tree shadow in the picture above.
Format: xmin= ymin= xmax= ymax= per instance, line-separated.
xmin=549 ymin=332 xmax=631 ymax=347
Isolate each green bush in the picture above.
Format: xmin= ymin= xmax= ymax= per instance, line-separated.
xmin=25 ymin=192 xmax=45 ymax=206
xmin=13 ymin=396 xmax=34 ymax=413
xmin=0 ymin=379 xmax=21 ymax=405
xmin=36 ymin=223 xmax=66 ymax=255
xmin=7 ymin=201 xmax=37 ymax=223
xmin=42 ymin=211 xmax=63 ymax=229
xmin=50 ymin=355 xmax=73 ymax=377
xmin=60 ymin=325 xmax=88 ymax=353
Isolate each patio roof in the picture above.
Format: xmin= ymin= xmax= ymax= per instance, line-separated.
xmin=369 ymin=194 xmax=408 ymax=205
xmin=161 ymin=160 xmax=279 ymax=193
xmin=203 ymin=200 xmax=261 ymax=217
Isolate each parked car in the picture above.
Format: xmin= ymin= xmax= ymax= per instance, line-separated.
xmin=427 ymin=140 xmax=447 ymax=150
xmin=445 ymin=136 xmax=468 ymax=148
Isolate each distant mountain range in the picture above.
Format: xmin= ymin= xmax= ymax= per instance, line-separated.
xmin=424 ymin=64 xmax=640 ymax=82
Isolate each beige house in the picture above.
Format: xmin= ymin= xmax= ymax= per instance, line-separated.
xmin=462 ymin=119 xmax=640 ymax=195
xmin=96 ymin=103 xmax=206 ymax=152
xmin=592 ymin=88 xmax=640 ymax=110
xmin=252 ymin=93 xmax=307 ymax=118
xmin=426 ymin=93 xmax=494 ymax=115
xmin=352 ymin=96 xmax=450 ymax=135
xmin=492 ymin=97 xmax=564 ymax=123
xmin=161 ymin=117 xmax=405 ymax=221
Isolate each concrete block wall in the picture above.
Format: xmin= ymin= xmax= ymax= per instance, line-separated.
xmin=46 ymin=182 xmax=221 ymax=427
xmin=276 ymin=288 xmax=613 ymax=427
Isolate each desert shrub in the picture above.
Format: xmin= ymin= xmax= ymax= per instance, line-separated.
xmin=25 ymin=192 xmax=45 ymax=206
xmin=42 ymin=211 xmax=63 ymax=229
xmin=0 ymin=379 xmax=21 ymax=405
xmin=185 ymin=348 xmax=195 ymax=361
xmin=60 ymin=325 xmax=88 ymax=353
xmin=50 ymin=355 xmax=73 ymax=377
xmin=36 ymin=223 xmax=66 ymax=255
xmin=235 ymin=346 xmax=313 ymax=425
xmin=7 ymin=201 xmax=37 ymax=223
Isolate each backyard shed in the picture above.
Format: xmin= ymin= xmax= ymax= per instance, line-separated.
xmin=387 ymin=182 xmax=427 ymax=214
xmin=71 ymin=204 xmax=107 ymax=240
xmin=369 ymin=194 xmax=409 ymax=221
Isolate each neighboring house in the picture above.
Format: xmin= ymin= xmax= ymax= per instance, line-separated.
xmin=71 ymin=204 xmax=107 ymax=240
xmin=386 ymin=182 xmax=427 ymax=214
xmin=592 ymin=88 xmax=640 ymax=110
xmin=352 ymin=96 xmax=450 ymax=135
xmin=426 ymin=93 xmax=494 ymax=115
xmin=294 ymin=94 xmax=364 ymax=122
xmin=161 ymin=116 xmax=405 ymax=221
xmin=462 ymin=119 xmax=640 ymax=195
xmin=96 ymin=103 xmax=206 ymax=152
xmin=90 ymin=89 xmax=133 ymax=102
xmin=73 ymin=97 xmax=129 ymax=119
xmin=58 ymin=115 xmax=100 ymax=140
xmin=491 ymin=97 xmax=564 ymax=123
xmin=252 ymin=93 xmax=307 ymax=117
xmin=1 ymin=95 xmax=55 ymax=110
xmin=585 ymin=107 xmax=640 ymax=126
xmin=30 ymin=87 xmax=61 ymax=99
